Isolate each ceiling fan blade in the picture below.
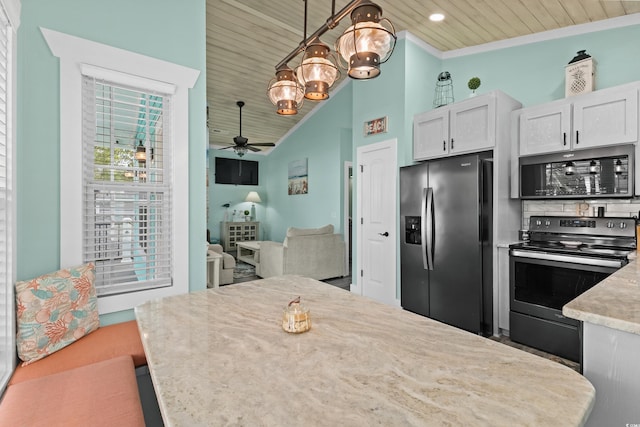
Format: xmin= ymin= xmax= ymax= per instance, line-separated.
xmin=247 ymin=146 xmax=261 ymax=152
xmin=247 ymin=142 xmax=275 ymax=147
xmin=219 ymin=146 xmax=234 ymax=150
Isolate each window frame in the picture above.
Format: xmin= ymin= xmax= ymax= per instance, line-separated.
xmin=43 ymin=27 xmax=199 ymax=314
xmin=0 ymin=0 xmax=18 ymax=396
xmin=81 ymin=71 xmax=174 ymax=296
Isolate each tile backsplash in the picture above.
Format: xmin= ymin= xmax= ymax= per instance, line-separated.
xmin=522 ymin=199 xmax=640 ymax=229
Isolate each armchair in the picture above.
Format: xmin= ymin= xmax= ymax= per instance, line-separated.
xmin=207 ymin=244 xmax=236 ymax=285
xmin=259 ymin=225 xmax=346 ymax=280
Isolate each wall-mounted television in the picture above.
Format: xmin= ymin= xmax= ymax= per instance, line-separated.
xmin=214 ymin=157 xmax=259 ymax=185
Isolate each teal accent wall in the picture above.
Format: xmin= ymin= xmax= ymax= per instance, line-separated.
xmin=207 ymin=150 xmax=267 ymax=242
xmin=442 ymin=24 xmax=640 ymax=108
xmin=17 ymin=0 xmax=207 ymax=325
xmin=263 ymin=85 xmax=353 ymax=242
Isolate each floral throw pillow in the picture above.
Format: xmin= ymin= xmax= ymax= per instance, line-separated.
xmin=15 ymin=263 xmax=100 ymax=365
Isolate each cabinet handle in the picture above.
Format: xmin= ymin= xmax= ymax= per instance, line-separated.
xmin=563 ymin=132 xmax=567 ymax=146
xmin=576 ymin=130 xmax=579 ymax=144
xmin=443 ymin=140 xmax=446 ymax=151
xmin=451 ymin=138 xmax=454 ymax=150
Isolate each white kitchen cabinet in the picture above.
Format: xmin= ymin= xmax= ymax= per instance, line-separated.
xmin=518 ymin=83 xmax=639 ymax=156
xmin=413 ymin=93 xmax=497 ymax=160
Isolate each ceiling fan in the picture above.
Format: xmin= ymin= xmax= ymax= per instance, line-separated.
xmin=220 ymin=101 xmax=275 ymax=157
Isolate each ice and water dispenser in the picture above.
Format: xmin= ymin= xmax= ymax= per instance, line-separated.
xmin=405 ymin=216 xmax=421 ymax=244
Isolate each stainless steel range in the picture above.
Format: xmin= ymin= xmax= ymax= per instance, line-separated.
xmin=509 ymin=216 xmax=636 ymax=364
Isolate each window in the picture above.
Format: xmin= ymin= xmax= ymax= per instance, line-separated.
xmin=43 ymin=28 xmax=199 ymax=314
xmin=82 ymin=75 xmax=172 ymax=296
xmin=0 ymin=0 xmax=17 ymax=395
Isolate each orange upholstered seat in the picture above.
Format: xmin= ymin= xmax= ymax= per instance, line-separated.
xmin=0 ymin=355 xmax=145 ymax=427
xmin=9 ymin=319 xmax=146 ymax=385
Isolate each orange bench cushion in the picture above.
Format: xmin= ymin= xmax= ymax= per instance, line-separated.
xmin=9 ymin=320 xmax=146 ymax=385
xmin=0 ymin=355 xmax=145 ymax=427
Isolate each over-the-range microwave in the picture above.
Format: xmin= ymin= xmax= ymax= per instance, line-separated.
xmin=519 ymin=145 xmax=634 ymax=199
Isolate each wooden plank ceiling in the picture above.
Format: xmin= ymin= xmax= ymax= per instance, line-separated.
xmin=206 ymin=0 xmax=640 ymax=154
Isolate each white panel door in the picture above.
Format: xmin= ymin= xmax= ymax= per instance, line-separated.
xmin=357 ymin=139 xmax=397 ymax=306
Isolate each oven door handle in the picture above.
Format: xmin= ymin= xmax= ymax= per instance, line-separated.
xmin=510 ymin=249 xmax=625 ymax=268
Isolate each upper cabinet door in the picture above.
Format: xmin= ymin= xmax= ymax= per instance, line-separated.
xmin=414 ymin=109 xmax=449 ymax=160
xmin=572 ymin=86 xmax=638 ymax=149
xmin=449 ymin=95 xmax=496 ymax=154
xmin=519 ymin=102 xmax=572 ymax=156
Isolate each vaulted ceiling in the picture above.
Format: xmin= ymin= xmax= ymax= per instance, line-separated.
xmin=206 ymin=1 xmax=640 ymax=155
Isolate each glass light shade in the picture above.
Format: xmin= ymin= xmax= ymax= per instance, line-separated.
xmin=336 ymin=21 xmax=395 ymax=79
xmin=235 ymin=146 xmax=247 ymax=157
xmin=135 ymin=141 xmax=146 ymax=162
xmin=615 ymin=159 xmax=624 ymax=174
xmin=296 ymin=41 xmax=339 ymax=101
xmin=565 ymin=161 xmax=576 ymax=176
xmin=267 ymin=68 xmax=304 ymax=115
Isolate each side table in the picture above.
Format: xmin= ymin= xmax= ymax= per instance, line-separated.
xmin=206 ymin=251 xmax=222 ymax=288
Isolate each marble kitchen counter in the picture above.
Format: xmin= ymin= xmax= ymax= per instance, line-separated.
xmin=563 ymin=259 xmax=640 ymax=335
xmin=136 ymin=275 xmax=594 ymax=426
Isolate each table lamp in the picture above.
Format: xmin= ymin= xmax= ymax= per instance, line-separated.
xmin=245 ymin=191 xmax=262 ymax=221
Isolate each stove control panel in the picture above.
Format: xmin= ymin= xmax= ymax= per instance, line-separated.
xmin=529 ymin=216 xmax=636 ymax=237
xmin=559 ymin=219 xmax=596 ymax=228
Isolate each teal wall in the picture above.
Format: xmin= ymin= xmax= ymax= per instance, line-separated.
xmin=442 ymin=24 xmax=640 ymax=108
xmin=17 ymin=0 xmax=208 ymax=324
xmin=263 ymin=85 xmax=353 ymax=242
xmin=207 ymin=150 xmax=267 ymax=242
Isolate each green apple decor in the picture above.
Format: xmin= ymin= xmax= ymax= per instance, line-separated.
xmin=468 ymin=77 xmax=481 ymax=97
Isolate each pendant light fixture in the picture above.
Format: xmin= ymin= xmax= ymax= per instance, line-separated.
xmin=296 ymin=37 xmax=340 ymax=100
xmin=564 ymin=161 xmax=576 ymax=175
xmin=135 ymin=140 xmax=146 ymax=163
xmin=615 ymin=159 xmax=624 ymax=174
xmin=335 ymin=1 xmax=396 ymax=79
xmin=266 ymin=0 xmax=395 ymax=114
xmin=267 ymin=66 xmax=304 ymax=115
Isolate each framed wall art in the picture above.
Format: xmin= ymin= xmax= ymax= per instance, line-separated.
xmin=288 ymin=158 xmax=308 ymax=195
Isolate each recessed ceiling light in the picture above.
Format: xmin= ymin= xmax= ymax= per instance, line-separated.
xmin=429 ymin=13 xmax=445 ymax=22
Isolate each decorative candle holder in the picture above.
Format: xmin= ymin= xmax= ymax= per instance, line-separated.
xmin=282 ymin=296 xmax=311 ymax=333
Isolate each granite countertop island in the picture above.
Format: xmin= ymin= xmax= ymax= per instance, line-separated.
xmin=563 ymin=258 xmax=640 ymax=426
xmin=564 ymin=258 xmax=640 ymax=335
xmin=136 ymin=275 xmax=594 ymax=426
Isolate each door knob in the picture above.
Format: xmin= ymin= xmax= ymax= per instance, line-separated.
xmin=379 ymin=232 xmax=389 ymax=237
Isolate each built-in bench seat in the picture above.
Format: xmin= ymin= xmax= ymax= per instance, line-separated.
xmin=0 ymin=320 xmax=161 ymax=426
xmin=8 ymin=319 xmax=146 ymax=385
xmin=0 ymin=355 xmax=145 ymax=426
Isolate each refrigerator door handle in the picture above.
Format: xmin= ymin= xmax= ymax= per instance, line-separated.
xmin=421 ymin=187 xmax=434 ymax=270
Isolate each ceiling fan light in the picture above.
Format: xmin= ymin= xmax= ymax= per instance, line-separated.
xmin=267 ymin=67 xmax=304 ymax=115
xmin=336 ymin=2 xmax=396 ymax=80
xmin=235 ymin=146 xmax=248 ymax=157
xmin=296 ymin=40 xmax=339 ymax=100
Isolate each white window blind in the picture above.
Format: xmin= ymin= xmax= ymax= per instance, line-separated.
xmin=82 ymin=75 xmax=173 ymax=296
xmin=0 ymin=2 xmax=13 ymax=395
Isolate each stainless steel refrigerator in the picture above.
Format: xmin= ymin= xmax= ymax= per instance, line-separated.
xmin=400 ymin=152 xmax=493 ymax=336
